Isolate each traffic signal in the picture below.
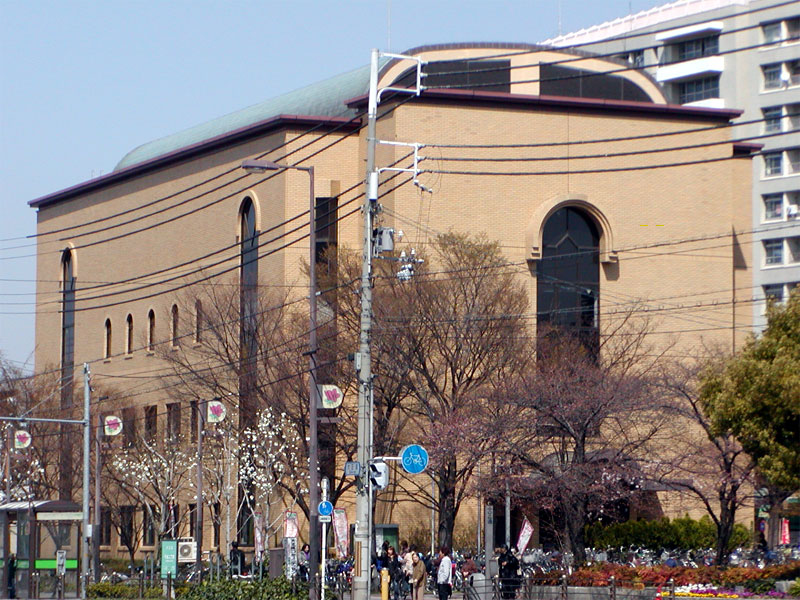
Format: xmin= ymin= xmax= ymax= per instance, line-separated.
xmin=369 ymin=461 xmax=389 ymax=490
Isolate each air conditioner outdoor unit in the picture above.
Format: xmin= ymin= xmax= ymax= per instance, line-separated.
xmin=787 ymin=205 xmax=799 ymax=218
xmin=177 ymin=537 xmax=197 ymax=563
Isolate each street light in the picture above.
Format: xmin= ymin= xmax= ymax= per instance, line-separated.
xmin=240 ymin=158 xmax=320 ymax=600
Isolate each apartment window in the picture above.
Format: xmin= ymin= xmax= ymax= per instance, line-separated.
xmin=147 ymin=309 xmax=155 ymax=351
xmin=788 ymin=237 xmax=800 ymax=262
xmin=167 ymin=402 xmax=181 ymax=440
xmin=787 ymin=18 xmax=800 ymax=41
xmin=789 ymin=104 xmax=800 ymax=130
xmin=763 ymin=106 xmax=783 ymax=133
xmin=627 ymin=49 xmax=644 ymax=67
xmin=104 ymin=319 xmax=112 ymax=359
xmin=678 ymin=76 xmax=719 ymax=103
xmin=125 ymin=314 xmax=134 ymax=354
xmin=763 ymin=21 xmax=782 ymax=45
xmin=789 ymin=149 xmax=800 ymax=175
xmin=791 ymin=61 xmax=800 ymax=86
xmin=144 ymin=405 xmax=157 ymax=441
xmin=764 ymin=239 xmax=784 ymax=265
xmin=764 ymin=63 xmax=783 ymax=89
xmin=677 ymin=35 xmax=718 ymax=60
xmin=765 ymin=152 xmax=783 ymax=176
xmin=171 ymin=304 xmax=179 ymax=347
xmin=764 ymin=194 xmax=783 ymax=220
xmin=764 ymin=284 xmax=784 ymax=303
xmin=194 ymin=300 xmax=203 ymax=343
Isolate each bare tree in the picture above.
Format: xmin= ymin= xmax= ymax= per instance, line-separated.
xmin=488 ymin=320 xmax=668 ymax=562
xmin=657 ymin=357 xmax=757 ymax=564
xmin=366 ymin=232 xmax=531 ymax=549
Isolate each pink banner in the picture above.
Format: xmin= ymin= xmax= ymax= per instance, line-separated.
xmin=333 ymin=509 xmax=349 ymax=558
xmin=516 ymin=517 xmax=534 ymax=552
xmin=781 ymin=518 xmax=790 ymax=545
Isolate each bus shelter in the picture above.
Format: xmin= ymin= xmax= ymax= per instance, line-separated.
xmin=0 ymin=500 xmax=82 ymax=599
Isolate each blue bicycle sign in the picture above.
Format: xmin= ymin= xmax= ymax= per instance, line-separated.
xmin=400 ymin=444 xmax=429 ymax=474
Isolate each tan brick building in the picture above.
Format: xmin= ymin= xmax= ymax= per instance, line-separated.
xmin=28 ymin=44 xmax=755 ymax=559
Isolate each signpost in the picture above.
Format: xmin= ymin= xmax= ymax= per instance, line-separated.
xmin=400 ymin=444 xmax=429 ymax=474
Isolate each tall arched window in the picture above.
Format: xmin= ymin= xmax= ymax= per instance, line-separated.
xmin=126 ymin=314 xmax=134 ymax=355
xmin=104 ymin=319 xmax=112 ymax=359
xmin=60 ymin=249 xmax=76 ymax=406
xmin=171 ymin=304 xmax=179 ymax=347
xmin=536 ymin=207 xmax=600 ymax=353
xmin=195 ymin=300 xmax=203 ymax=343
xmin=240 ymin=199 xmax=259 ymax=419
xmin=148 ymin=309 xmax=156 ymax=351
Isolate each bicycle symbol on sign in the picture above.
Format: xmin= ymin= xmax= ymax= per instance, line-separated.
xmin=400 ymin=444 xmax=428 ymax=474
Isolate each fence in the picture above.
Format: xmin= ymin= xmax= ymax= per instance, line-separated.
xmin=466 ymin=574 xmax=671 ymax=600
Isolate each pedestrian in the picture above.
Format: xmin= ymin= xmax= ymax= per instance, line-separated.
xmin=498 ymin=545 xmax=519 ymax=600
xmin=7 ymin=553 xmax=16 ymax=599
xmin=298 ymin=543 xmax=310 ymax=581
xmin=436 ymin=546 xmax=452 ymax=600
xmin=461 ymin=552 xmax=478 ymax=578
xmin=230 ymin=541 xmax=246 ymax=576
xmin=403 ymin=543 xmax=415 ymax=579
xmin=411 ymin=550 xmax=426 ymax=600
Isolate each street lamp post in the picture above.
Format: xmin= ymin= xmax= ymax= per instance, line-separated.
xmin=240 ymin=159 xmax=320 ymax=600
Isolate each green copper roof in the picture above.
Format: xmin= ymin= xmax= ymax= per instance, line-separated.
xmin=115 ymin=60 xmax=389 ymax=171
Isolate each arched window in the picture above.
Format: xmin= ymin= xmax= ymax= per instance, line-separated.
xmin=60 ymin=249 xmax=76 ymax=407
xmin=104 ymin=319 xmax=112 ymax=359
xmin=240 ymin=198 xmax=259 ymax=420
xmin=536 ymin=207 xmax=600 ymax=353
xmin=195 ymin=300 xmax=203 ymax=343
xmin=171 ymin=304 xmax=179 ymax=347
xmin=148 ymin=309 xmax=156 ymax=351
xmin=126 ymin=314 xmax=134 ymax=355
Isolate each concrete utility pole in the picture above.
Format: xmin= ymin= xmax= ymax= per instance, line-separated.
xmin=195 ymin=400 xmax=204 ymax=582
xmin=82 ymin=363 xmax=91 ymax=600
xmin=351 ymin=47 xmax=380 ymax=600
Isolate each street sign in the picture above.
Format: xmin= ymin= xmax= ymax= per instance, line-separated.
xmin=319 ymin=515 xmax=332 ymax=523
xmin=104 ymin=416 xmax=123 ymax=436
xmin=344 ymin=461 xmax=361 ymax=477
xmin=400 ymin=444 xmax=429 ymax=474
xmin=56 ymin=550 xmax=66 ymax=576
xmin=14 ymin=430 xmax=31 ymax=449
xmin=318 ymin=500 xmax=334 ymax=517
xmin=318 ymin=385 xmax=343 ymax=409
xmin=207 ymin=400 xmax=227 ymax=423
xmin=161 ymin=540 xmax=178 ymax=578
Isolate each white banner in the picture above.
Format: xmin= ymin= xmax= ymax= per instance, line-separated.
xmin=284 ymin=510 xmax=298 ymax=538
xmin=516 ymin=517 xmax=534 ymax=553
xmin=254 ymin=512 xmax=264 ymax=562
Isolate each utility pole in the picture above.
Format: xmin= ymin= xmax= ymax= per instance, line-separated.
xmin=195 ymin=400 xmax=204 ymax=582
xmin=351 ymin=47 xmax=380 ymax=600
xmin=93 ymin=413 xmax=102 ymax=583
xmin=82 ymin=363 xmax=91 ymax=600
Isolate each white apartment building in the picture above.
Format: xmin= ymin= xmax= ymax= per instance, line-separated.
xmin=544 ymin=0 xmax=800 ymax=328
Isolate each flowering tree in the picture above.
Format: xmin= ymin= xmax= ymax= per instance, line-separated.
xmin=108 ymin=433 xmax=196 ymax=549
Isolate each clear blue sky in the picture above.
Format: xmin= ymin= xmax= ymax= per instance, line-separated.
xmin=0 ymin=0 xmax=668 ymax=372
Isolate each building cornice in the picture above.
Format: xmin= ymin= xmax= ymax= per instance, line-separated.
xmin=29 ymin=114 xmax=359 ymax=209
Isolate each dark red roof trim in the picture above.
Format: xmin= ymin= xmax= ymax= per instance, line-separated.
xmin=346 ymin=87 xmax=742 ymax=121
xmin=29 ymin=115 xmax=360 ymax=209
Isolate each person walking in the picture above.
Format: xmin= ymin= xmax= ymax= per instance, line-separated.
xmin=498 ymin=545 xmax=519 ymax=600
xmin=436 ymin=546 xmax=452 ymax=600
xmin=411 ymin=551 xmax=426 ymax=600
